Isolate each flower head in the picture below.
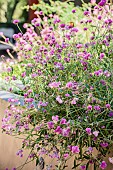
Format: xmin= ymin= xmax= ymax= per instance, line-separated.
xmin=100 ymin=161 xmax=107 ymax=169
xmin=71 ymin=146 xmax=80 ymax=154
xmin=98 ymin=0 xmax=106 ymax=6
xmin=13 ymin=19 xmax=19 ymax=24
xmin=80 ymin=165 xmax=86 ymax=170
xmin=86 ymin=128 xmax=92 ymax=135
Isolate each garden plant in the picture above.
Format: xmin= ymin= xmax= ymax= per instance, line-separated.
xmin=1 ymin=0 xmax=113 ymax=169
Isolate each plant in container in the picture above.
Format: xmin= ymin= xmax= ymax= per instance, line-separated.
xmin=1 ymin=0 xmax=113 ymax=170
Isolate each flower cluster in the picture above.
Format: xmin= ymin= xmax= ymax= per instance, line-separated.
xmin=1 ymin=0 xmax=113 ymax=170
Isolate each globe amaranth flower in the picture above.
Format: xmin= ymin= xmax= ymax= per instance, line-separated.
xmin=56 ymin=96 xmax=63 ymax=104
xmin=86 ymin=128 xmax=92 ymax=135
xmin=52 ymin=115 xmax=59 ymax=123
xmin=71 ymin=98 xmax=78 ymax=105
xmin=66 ymin=81 xmax=73 ymax=88
xmin=108 ymin=111 xmax=113 ymax=117
xmin=94 ymin=105 xmax=101 ymax=111
xmin=54 ymin=126 xmax=62 ymax=134
xmin=100 ymin=53 xmax=105 ymax=59
xmin=63 ymin=153 xmax=69 ymax=159
xmin=80 ymin=165 xmax=86 ymax=170
xmin=72 ymin=9 xmax=76 ymax=13
xmin=71 ymin=146 xmax=80 ymax=154
xmin=93 ymin=131 xmax=99 ymax=137
xmin=60 ymin=118 xmax=67 ymax=124
xmin=100 ymin=142 xmax=108 ymax=148
xmin=98 ymin=0 xmax=106 ymax=6
xmin=87 ymin=105 xmax=92 ymax=111
xmin=62 ymin=127 xmax=70 ymax=137
xmin=13 ymin=19 xmax=19 ymax=24
xmin=84 ymin=11 xmax=90 ymax=16
xmin=48 ymin=81 xmax=61 ymax=88
xmin=105 ymin=104 xmax=110 ymax=109
xmin=60 ymin=23 xmax=65 ymax=28
xmin=47 ymin=121 xmax=54 ymax=129
xmin=100 ymin=161 xmax=107 ymax=169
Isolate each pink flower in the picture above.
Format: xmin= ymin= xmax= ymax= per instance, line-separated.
xmin=100 ymin=53 xmax=105 ymax=59
xmin=62 ymin=127 xmax=70 ymax=137
xmin=13 ymin=19 xmax=19 ymax=24
xmin=93 ymin=131 xmax=99 ymax=137
xmin=104 ymin=70 xmax=111 ymax=77
xmin=54 ymin=126 xmax=62 ymax=134
xmin=47 ymin=121 xmax=54 ymax=129
xmin=48 ymin=81 xmax=61 ymax=88
xmin=56 ymin=96 xmax=63 ymax=104
xmin=86 ymin=128 xmax=92 ymax=135
xmin=100 ymin=142 xmax=108 ymax=148
xmin=52 ymin=115 xmax=59 ymax=123
xmin=106 ymin=104 xmax=110 ymax=109
xmin=71 ymin=98 xmax=78 ymax=105
xmin=94 ymin=105 xmax=101 ymax=111
xmin=71 ymin=146 xmax=80 ymax=154
xmin=63 ymin=153 xmax=69 ymax=159
xmin=90 ymin=0 xmax=96 ymax=4
xmin=109 ymin=157 xmax=113 ymax=164
xmin=98 ymin=0 xmax=106 ymax=6
xmin=80 ymin=165 xmax=86 ymax=170
xmin=60 ymin=118 xmax=67 ymax=124
xmin=66 ymin=81 xmax=73 ymax=88
xmin=21 ymin=72 xmax=26 ymax=78
xmin=100 ymin=161 xmax=107 ymax=169
xmin=108 ymin=111 xmax=113 ymax=117
xmin=87 ymin=105 xmax=92 ymax=111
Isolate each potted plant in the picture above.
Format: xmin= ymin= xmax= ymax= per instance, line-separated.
xmin=1 ymin=0 xmax=113 ymax=170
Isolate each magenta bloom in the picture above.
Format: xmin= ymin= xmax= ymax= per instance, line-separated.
xmin=108 ymin=111 xmax=113 ymax=117
xmin=86 ymin=128 xmax=92 ymax=135
xmin=80 ymin=165 xmax=86 ymax=170
xmin=52 ymin=115 xmax=59 ymax=123
xmin=100 ymin=53 xmax=105 ymax=59
xmin=94 ymin=105 xmax=101 ymax=111
xmin=56 ymin=96 xmax=63 ymax=104
xmin=13 ymin=19 xmax=19 ymax=24
xmin=100 ymin=161 xmax=107 ymax=169
xmin=21 ymin=72 xmax=26 ymax=78
xmin=66 ymin=81 xmax=73 ymax=88
xmin=54 ymin=126 xmax=62 ymax=134
xmin=62 ymin=127 xmax=70 ymax=137
xmin=98 ymin=0 xmax=106 ymax=6
xmin=60 ymin=118 xmax=67 ymax=124
xmin=71 ymin=146 xmax=80 ymax=154
xmin=63 ymin=153 xmax=69 ymax=159
xmin=72 ymin=9 xmax=76 ymax=13
xmin=100 ymin=142 xmax=108 ymax=148
xmin=105 ymin=104 xmax=110 ymax=109
xmin=60 ymin=23 xmax=65 ymax=28
xmin=93 ymin=131 xmax=99 ymax=137
xmin=47 ymin=121 xmax=54 ymax=129
xmin=84 ymin=11 xmax=90 ymax=16
xmin=49 ymin=81 xmax=61 ymax=88
xmin=87 ymin=105 xmax=92 ymax=111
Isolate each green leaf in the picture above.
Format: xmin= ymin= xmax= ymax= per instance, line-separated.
xmin=36 ymin=157 xmax=39 ymax=166
xmin=86 ymin=162 xmax=89 ymax=170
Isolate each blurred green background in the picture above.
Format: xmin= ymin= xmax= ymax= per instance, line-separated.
xmin=0 ymin=0 xmax=28 ymax=23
